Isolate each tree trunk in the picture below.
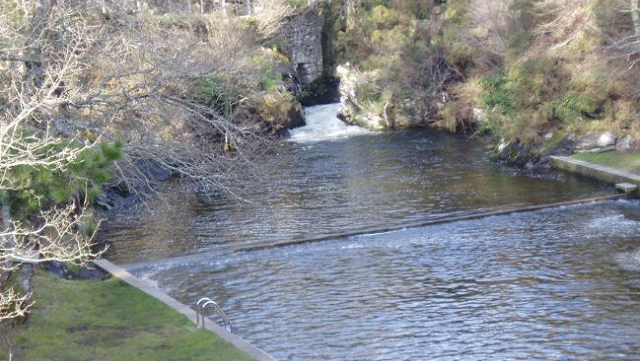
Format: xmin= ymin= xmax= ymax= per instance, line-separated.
xmin=632 ymin=0 xmax=640 ymax=39
xmin=1 ymin=204 xmax=14 ymax=286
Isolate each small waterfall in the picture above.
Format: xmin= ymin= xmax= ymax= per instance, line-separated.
xmin=289 ymin=103 xmax=373 ymax=143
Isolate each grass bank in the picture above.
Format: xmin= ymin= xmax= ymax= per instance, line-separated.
xmin=1 ymin=270 xmax=255 ymax=361
xmin=571 ymin=152 xmax=640 ymax=175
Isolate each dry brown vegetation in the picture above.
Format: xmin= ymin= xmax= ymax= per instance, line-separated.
xmin=0 ymin=0 xmax=300 ymax=320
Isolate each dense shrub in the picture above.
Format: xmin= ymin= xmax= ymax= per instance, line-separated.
xmin=252 ymin=53 xmax=285 ymax=91
xmin=479 ymin=72 xmax=513 ymax=115
xmin=194 ymin=76 xmax=239 ymax=115
xmin=259 ymin=91 xmax=303 ymax=131
xmin=2 ymin=141 xmax=122 ymax=217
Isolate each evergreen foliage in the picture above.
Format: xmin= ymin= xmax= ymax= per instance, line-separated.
xmin=1 ymin=140 xmax=122 ymax=218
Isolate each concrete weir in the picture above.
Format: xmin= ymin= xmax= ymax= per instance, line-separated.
xmin=550 ymin=156 xmax=640 ymax=194
xmin=93 ymin=259 xmax=279 ymax=361
xmin=123 ymin=193 xmax=627 ymax=273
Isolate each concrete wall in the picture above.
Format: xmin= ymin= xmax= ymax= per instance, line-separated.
xmin=550 ymin=156 xmax=640 ymax=189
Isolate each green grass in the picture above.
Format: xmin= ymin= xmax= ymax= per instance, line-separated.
xmin=571 ymin=152 xmax=640 ymax=174
xmin=2 ymin=271 xmax=255 ymax=361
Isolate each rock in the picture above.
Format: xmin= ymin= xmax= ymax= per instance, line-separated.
xmin=284 ymin=103 xmax=306 ymax=130
xmin=16 ymin=264 xmax=35 ymax=293
xmin=497 ymin=139 xmax=510 ymax=153
xmin=549 ymin=134 xmax=576 ymax=156
xmin=435 ymin=92 xmax=449 ymax=112
xmin=492 ymin=140 xmax=533 ymax=167
xmin=77 ymin=265 xmax=109 ymax=281
xmin=575 ymin=132 xmax=617 ymax=153
xmin=585 ymin=145 xmax=616 ymax=153
xmin=473 ymin=108 xmax=485 ymax=122
xmin=597 ymin=131 xmax=616 ymax=147
xmin=336 ymin=64 xmax=388 ymax=130
xmin=336 ymin=64 xmax=423 ymax=130
xmin=575 ymin=134 xmax=598 ymax=151
xmin=44 ymin=261 xmax=69 ymax=279
xmin=337 ymin=101 xmax=387 ymax=130
xmin=134 ymin=159 xmax=173 ymax=182
xmin=96 ymin=192 xmax=114 ymax=211
xmin=275 ymin=64 xmax=302 ymax=98
xmin=616 ymin=135 xmax=635 ymax=152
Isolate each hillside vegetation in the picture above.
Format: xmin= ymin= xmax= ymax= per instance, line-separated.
xmin=332 ymin=0 xmax=640 ymax=163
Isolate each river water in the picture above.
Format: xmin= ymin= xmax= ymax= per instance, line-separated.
xmin=103 ymin=104 xmax=640 ymax=360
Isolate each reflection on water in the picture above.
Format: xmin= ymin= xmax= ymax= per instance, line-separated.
xmin=134 ymin=200 xmax=640 ymax=361
xmin=102 ymin=104 xmax=607 ymax=264
xmin=105 ymin=104 xmax=640 ymax=360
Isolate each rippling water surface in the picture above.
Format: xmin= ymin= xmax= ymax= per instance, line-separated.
xmin=102 ymin=103 xmax=640 ymax=360
xmin=103 ymin=104 xmax=607 ymax=264
xmin=133 ymin=200 xmax=640 ymax=361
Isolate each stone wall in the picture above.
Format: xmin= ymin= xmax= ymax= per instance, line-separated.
xmin=281 ymin=6 xmax=324 ymax=85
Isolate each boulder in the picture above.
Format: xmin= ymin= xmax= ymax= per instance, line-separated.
xmin=616 ymin=135 xmax=635 ymax=152
xmin=575 ymin=132 xmax=617 ymax=153
xmin=16 ymin=264 xmax=35 ymax=293
xmin=77 ymin=265 xmax=109 ymax=281
xmin=336 ymin=64 xmax=394 ymax=130
xmin=134 ymin=159 xmax=173 ymax=182
xmin=597 ymin=131 xmax=617 ymax=147
xmin=275 ymin=64 xmax=302 ymax=98
xmin=44 ymin=261 xmax=69 ymax=279
xmin=473 ymin=108 xmax=486 ymax=122
xmin=492 ymin=140 xmax=534 ymax=167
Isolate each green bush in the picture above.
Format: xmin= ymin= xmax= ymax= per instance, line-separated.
xmin=555 ymin=92 xmax=605 ymax=121
xmin=252 ymin=54 xmax=282 ymax=91
xmin=479 ymin=72 xmax=513 ymax=115
xmin=1 ymin=140 xmax=122 ymax=217
xmin=259 ymin=91 xmax=302 ymax=130
xmin=508 ymin=57 xmax=570 ymax=110
xmin=286 ymin=0 xmax=308 ymax=8
xmin=194 ymin=75 xmax=239 ymax=115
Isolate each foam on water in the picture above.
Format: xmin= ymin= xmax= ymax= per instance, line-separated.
xmin=289 ymin=103 xmax=373 ymax=143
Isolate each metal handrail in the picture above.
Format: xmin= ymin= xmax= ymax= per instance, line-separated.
xmin=196 ymin=297 xmax=233 ymax=333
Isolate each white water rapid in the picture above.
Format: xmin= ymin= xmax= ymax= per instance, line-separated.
xmin=289 ymin=103 xmax=373 ymax=143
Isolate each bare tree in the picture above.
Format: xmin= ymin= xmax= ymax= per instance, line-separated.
xmin=1 ymin=0 xmax=292 ymax=319
xmin=632 ymin=0 xmax=640 ymax=40
xmin=0 ymin=0 xmax=109 ymax=320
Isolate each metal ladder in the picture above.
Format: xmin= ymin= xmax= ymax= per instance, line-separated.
xmin=196 ymin=297 xmax=233 ymax=333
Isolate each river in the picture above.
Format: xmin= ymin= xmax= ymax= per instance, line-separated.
xmin=102 ymin=103 xmax=640 ymax=360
